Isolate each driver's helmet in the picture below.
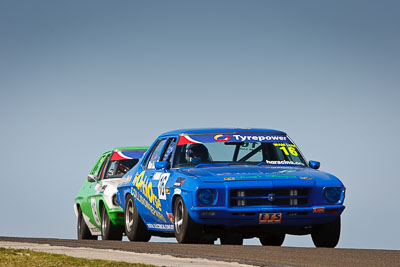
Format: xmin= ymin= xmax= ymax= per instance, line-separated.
xmin=117 ymin=162 xmax=129 ymax=175
xmin=186 ymin=144 xmax=209 ymax=163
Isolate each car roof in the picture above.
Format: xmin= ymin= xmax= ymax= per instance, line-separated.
xmin=102 ymin=146 xmax=149 ymax=156
xmin=113 ymin=146 xmax=149 ymax=151
xmin=160 ymin=128 xmax=286 ymax=137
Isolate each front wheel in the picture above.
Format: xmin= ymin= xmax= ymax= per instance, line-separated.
xmin=220 ymin=235 xmax=243 ymax=245
xmin=124 ymin=195 xmax=151 ymax=242
xmin=259 ymin=233 xmax=285 ymax=246
xmin=77 ymin=207 xmax=97 ymax=240
xmin=311 ymin=217 xmax=341 ymax=248
xmin=101 ymin=205 xmax=123 ymax=240
xmin=174 ymin=196 xmax=201 ymax=243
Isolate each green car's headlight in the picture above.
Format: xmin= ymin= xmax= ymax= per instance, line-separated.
xmin=324 ymin=187 xmax=343 ymax=203
xmin=112 ymin=194 xmax=120 ymax=206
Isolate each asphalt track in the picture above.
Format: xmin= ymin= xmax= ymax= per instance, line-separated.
xmin=1 ymin=237 xmax=399 ymax=267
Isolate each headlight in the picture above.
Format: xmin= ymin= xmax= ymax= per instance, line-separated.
xmin=198 ymin=189 xmax=215 ymax=205
xmin=112 ymin=194 xmax=120 ymax=206
xmin=324 ymin=187 xmax=342 ymax=203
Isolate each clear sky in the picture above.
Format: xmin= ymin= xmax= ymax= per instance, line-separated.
xmin=1 ymin=0 xmax=399 ymax=250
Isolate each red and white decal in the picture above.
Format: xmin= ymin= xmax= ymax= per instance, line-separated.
xmin=111 ymin=151 xmax=133 ymax=161
xmin=177 ymin=135 xmax=202 ymax=145
xmin=166 ymin=212 xmax=174 ymax=224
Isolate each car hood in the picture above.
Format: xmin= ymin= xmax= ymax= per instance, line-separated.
xmin=179 ymin=165 xmax=340 ymax=184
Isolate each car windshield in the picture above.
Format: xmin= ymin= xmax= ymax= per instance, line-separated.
xmin=104 ymin=150 xmax=146 ymax=178
xmin=172 ymin=133 xmax=307 ymax=168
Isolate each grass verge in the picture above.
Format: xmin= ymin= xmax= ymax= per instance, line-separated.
xmin=0 ymin=247 xmax=156 ymax=267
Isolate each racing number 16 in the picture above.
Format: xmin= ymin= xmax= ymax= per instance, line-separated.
xmin=279 ymin=146 xmax=298 ymax=156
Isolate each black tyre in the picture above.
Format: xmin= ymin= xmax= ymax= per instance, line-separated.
xmin=77 ymin=206 xmax=97 ymax=240
xmin=101 ymin=205 xmax=123 ymax=241
xmin=311 ymin=217 xmax=341 ymax=248
xmin=259 ymin=233 xmax=285 ymax=246
xmin=220 ymin=235 xmax=243 ymax=245
xmin=174 ymin=196 xmax=201 ymax=243
xmin=198 ymin=234 xmax=216 ymax=244
xmin=124 ymin=195 xmax=151 ymax=242
xmin=200 ymin=239 xmax=215 ymax=244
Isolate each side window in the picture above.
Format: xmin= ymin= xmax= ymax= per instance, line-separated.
xmin=98 ymin=155 xmax=110 ymax=180
xmin=104 ymin=161 xmax=118 ymax=178
xmin=104 ymin=158 xmax=139 ymax=178
xmin=161 ymin=138 xmax=177 ymax=162
xmin=91 ymin=155 xmax=106 ymax=176
xmin=146 ymin=139 xmax=167 ymax=169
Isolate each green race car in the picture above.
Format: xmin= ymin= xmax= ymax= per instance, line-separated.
xmin=74 ymin=147 xmax=148 ymax=240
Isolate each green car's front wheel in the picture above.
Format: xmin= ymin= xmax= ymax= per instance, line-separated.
xmin=101 ymin=206 xmax=123 ymax=240
xmin=77 ymin=207 xmax=97 ymax=240
xmin=124 ymin=195 xmax=151 ymax=242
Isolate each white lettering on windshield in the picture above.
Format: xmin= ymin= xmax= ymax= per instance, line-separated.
xmin=232 ymin=135 xmax=287 ymax=142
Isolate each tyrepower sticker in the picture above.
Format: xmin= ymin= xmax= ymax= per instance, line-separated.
xmin=259 ymin=213 xmax=282 ymax=224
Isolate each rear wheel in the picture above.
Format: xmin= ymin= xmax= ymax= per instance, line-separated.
xmin=77 ymin=207 xmax=97 ymax=240
xmin=101 ymin=205 xmax=123 ymax=240
xmin=311 ymin=217 xmax=341 ymax=248
xmin=259 ymin=233 xmax=285 ymax=246
xmin=124 ymin=195 xmax=151 ymax=242
xmin=174 ymin=196 xmax=201 ymax=243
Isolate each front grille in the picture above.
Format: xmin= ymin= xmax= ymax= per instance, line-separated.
xmin=230 ymin=188 xmax=309 ymax=207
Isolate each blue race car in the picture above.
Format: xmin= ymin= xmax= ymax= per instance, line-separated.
xmin=117 ymin=128 xmax=345 ymax=247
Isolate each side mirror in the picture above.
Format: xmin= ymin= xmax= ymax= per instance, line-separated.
xmin=155 ymin=161 xmax=169 ymax=170
xmin=309 ymin=160 xmax=320 ymax=170
xmin=87 ymin=174 xmax=97 ymax=182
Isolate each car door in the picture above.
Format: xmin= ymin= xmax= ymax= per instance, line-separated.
xmin=133 ymin=138 xmax=168 ymax=225
xmin=153 ymin=137 xmax=177 ymax=227
xmin=153 ymin=138 xmax=176 ymax=198
xmin=85 ymin=153 xmax=111 ymax=228
xmin=146 ymin=138 xmax=176 ymax=231
xmin=80 ymin=154 xmax=105 ymax=220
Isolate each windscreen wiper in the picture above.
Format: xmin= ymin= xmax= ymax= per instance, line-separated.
xmin=257 ymin=162 xmax=305 ymax=167
xmin=194 ymin=162 xmax=251 ymax=168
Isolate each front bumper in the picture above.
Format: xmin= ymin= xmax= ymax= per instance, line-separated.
xmin=189 ymin=204 xmax=345 ymax=226
xmin=108 ymin=209 xmax=125 ymax=225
